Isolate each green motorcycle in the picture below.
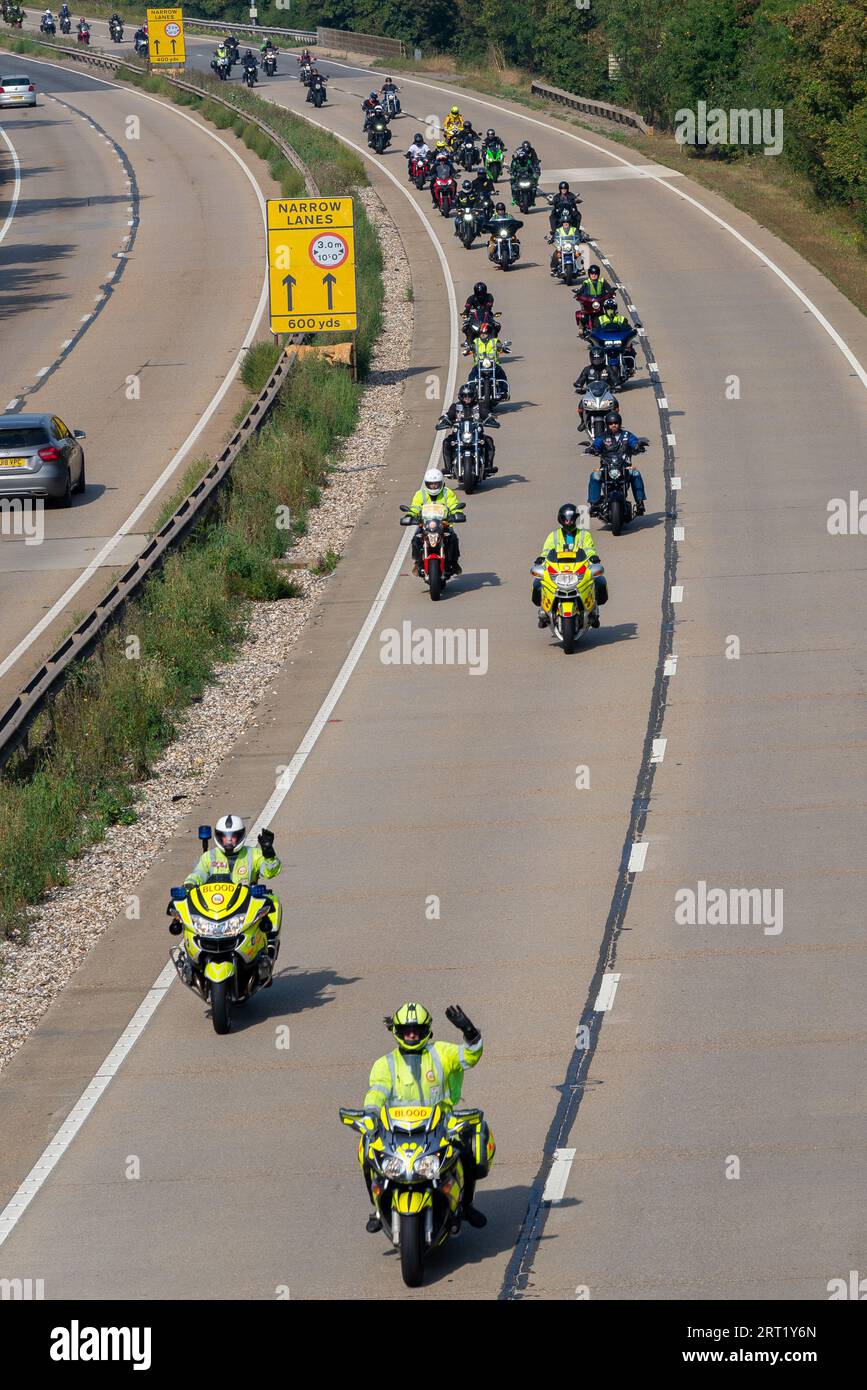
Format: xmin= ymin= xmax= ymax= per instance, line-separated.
xmin=484 ymin=141 xmax=505 ymax=181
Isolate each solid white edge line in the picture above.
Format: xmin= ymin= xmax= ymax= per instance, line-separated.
xmin=0 ymin=56 xmax=271 ymax=684
xmin=0 ymin=97 xmax=459 ymax=1249
xmin=314 ymin=48 xmax=867 ymax=391
xmin=541 ymin=1148 xmax=576 ymax=1203
xmin=0 ymin=120 xmax=22 ymax=247
xmin=594 ymin=973 xmax=621 ymax=1012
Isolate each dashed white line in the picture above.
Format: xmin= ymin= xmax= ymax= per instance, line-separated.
xmin=667 ymin=432 xmax=676 ymax=446
xmin=671 ymin=585 xmax=684 ymax=603
xmin=657 ymin=396 xmax=668 ymax=409
xmin=664 ymin=655 xmax=678 ymax=676
xmin=541 ymin=1148 xmax=576 ymax=1203
xmin=672 ymin=476 xmax=682 ymax=490
xmin=5 ymin=399 xmax=19 ymax=411
xmin=35 ymin=368 xmax=49 ymax=379
xmin=648 ymin=361 xmax=659 ymax=373
xmin=674 ymin=525 xmax=685 ymax=541
xmin=628 ymin=842 xmax=649 ymax=873
xmin=594 ymin=973 xmax=622 ymax=1011
xmin=651 ymin=738 xmax=667 ymax=764
xmin=60 ymin=339 xmax=71 ymax=350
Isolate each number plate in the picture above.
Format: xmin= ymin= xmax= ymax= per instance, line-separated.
xmin=0 ymin=457 xmax=28 ymax=468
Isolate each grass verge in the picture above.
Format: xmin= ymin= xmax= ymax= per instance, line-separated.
xmin=0 ymin=53 xmax=384 ymax=941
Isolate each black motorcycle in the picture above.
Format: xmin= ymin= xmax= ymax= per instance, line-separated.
xmin=458 ymin=133 xmax=479 ymax=171
xmin=243 ymin=63 xmax=257 ymax=88
xmin=40 ymin=15 xmax=56 ymax=33
xmin=585 ymin=438 xmax=646 ymax=535
xmin=456 ymin=203 xmax=484 ymax=249
xmin=109 ymin=17 xmax=123 ymax=41
xmin=437 ymin=413 xmax=499 ymax=494
xmin=308 ymin=78 xmax=327 ymax=107
xmin=369 ymin=117 xmax=391 ymax=154
xmin=588 ymin=324 xmax=639 ymax=390
xmin=576 ymin=378 xmax=619 ymax=442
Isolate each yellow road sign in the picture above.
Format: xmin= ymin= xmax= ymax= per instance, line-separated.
xmin=267 ymin=197 xmax=357 ymax=334
xmin=146 ymin=7 xmax=186 ymax=66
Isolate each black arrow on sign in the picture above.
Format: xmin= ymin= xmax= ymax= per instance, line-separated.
xmin=152 ymin=38 xmax=160 ymax=52
xmin=282 ymin=273 xmax=296 ymax=312
xmin=170 ymin=38 xmax=177 ymax=53
xmin=322 ymin=272 xmax=337 ymax=309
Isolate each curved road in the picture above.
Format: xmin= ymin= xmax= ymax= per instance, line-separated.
xmin=0 ymin=52 xmax=266 ymax=705
xmin=0 ymin=33 xmax=866 ymax=1301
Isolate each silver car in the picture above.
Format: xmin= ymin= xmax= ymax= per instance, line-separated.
xmin=0 ymin=414 xmax=86 ymax=505
xmin=0 ymin=74 xmax=37 ymax=108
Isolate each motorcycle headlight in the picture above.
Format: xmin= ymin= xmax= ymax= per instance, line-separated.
xmin=191 ymin=912 xmax=246 ymax=937
xmin=608 ymin=467 xmax=621 ymax=479
xmin=381 ymin=1155 xmax=404 ymax=1178
xmin=555 ymin=572 xmax=578 ymax=589
xmin=414 ymin=1154 xmax=441 ymax=1180
xmin=519 ymin=180 xmax=531 ymax=187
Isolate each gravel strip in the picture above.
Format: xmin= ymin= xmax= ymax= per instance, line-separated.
xmin=0 ymin=187 xmax=412 ymax=1072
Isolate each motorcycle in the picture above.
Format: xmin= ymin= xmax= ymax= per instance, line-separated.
xmin=298 ymin=59 xmax=312 ymax=84
xmin=552 ymin=227 xmax=581 ymax=286
xmin=225 ymin=40 xmax=239 ymax=67
xmin=512 ymin=174 xmax=537 ymax=214
xmin=263 ymin=52 xmax=277 ymax=77
xmin=211 ymin=55 xmax=230 ymax=80
xmin=340 ymin=1102 xmax=493 ymax=1288
xmin=134 ymin=34 xmax=148 ymax=56
xmin=437 ymin=413 xmax=499 ymax=494
xmin=588 ymin=323 xmax=638 ymax=390
xmin=465 ymin=340 xmax=511 ymax=414
xmin=488 ymin=225 xmax=520 ymax=271
xmin=400 ymin=501 xmax=465 ymax=601
xmin=309 ymin=78 xmax=326 ymax=107
xmin=76 ymin=23 xmax=89 ymax=43
xmin=368 ymin=117 xmax=391 ymax=154
xmin=431 ymin=173 xmax=457 ymax=217
xmin=457 ymin=132 xmax=478 ymax=170
xmin=381 ymin=87 xmax=400 ymax=117
xmin=532 ymin=545 xmax=601 ymax=653
xmin=575 ymin=292 xmax=604 ymax=339
xmin=59 ymin=13 xmax=70 ymax=31
xmin=576 ymin=378 xmax=619 ymax=441
xmin=40 ymin=15 xmax=55 ymax=33
xmin=109 ymin=17 xmax=122 ymax=40
xmin=408 ymin=153 xmax=430 ymax=189
xmin=483 ymin=142 xmax=505 ymax=181
xmin=167 ymin=840 xmax=281 ymax=1037
xmin=456 ymin=203 xmax=484 ymax=249
xmin=243 ymin=63 xmax=257 ymax=88
xmin=584 ymin=438 xmax=646 ymax=534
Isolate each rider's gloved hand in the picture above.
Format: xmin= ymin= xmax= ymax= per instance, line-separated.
xmin=258 ymin=829 xmax=276 ymax=858
xmin=445 ymin=1004 xmax=481 ymax=1045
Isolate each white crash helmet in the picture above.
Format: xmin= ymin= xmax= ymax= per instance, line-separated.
xmin=215 ymin=814 xmax=246 ymax=853
xmin=424 ymin=468 xmax=445 ymax=496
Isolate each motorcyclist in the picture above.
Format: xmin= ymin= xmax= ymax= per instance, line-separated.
xmin=77 ymin=15 xmax=88 ymax=32
xmin=469 ymin=165 xmax=495 ymax=215
xmin=576 ymin=263 xmax=613 ymax=303
xmin=549 ymin=208 xmax=581 ymax=275
xmin=298 ymin=47 xmax=312 ymax=66
xmin=509 ymin=144 xmax=539 ymax=206
xmin=595 ymin=296 xmax=637 ymax=375
xmin=361 ymin=91 xmax=377 ymax=128
xmin=380 ymin=76 xmax=400 ymax=112
xmin=481 ymin=127 xmax=505 ymax=164
xmin=532 ymin=504 xmax=606 ymax=628
xmin=361 ymin=1002 xmax=490 ymax=1232
xmin=214 ymin=42 xmax=228 ymax=63
xmin=260 ymin=37 xmax=276 ymax=55
xmin=59 ymin=1 xmax=69 ymax=14
xmin=587 ymin=412 xmax=648 ymax=516
xmin=367 ymin=103 xmax=391 ymax=148
xmin=405 ymin=132 xmax=430 ymax=178
xmin=109 ymin=10 xmax=121 ymax=27
xmin=307 ymin=67 xmax=327 ymax=100
xmin=180 ymin=814 xmax=282 ymax=940
xmin=482 ymin=201 xmax=523 ymax=261
xmin=443 ymin=104 xmax=464 ymax=142
xmin=464 ymin=318 xmax=510 ymax=401
xmin=439 ymin=383 xmax=498 ymax=477
xmin=462 ymin=281 xmax=500 ymax=345
xmin=241 ymin=48 xmax=258 ymax=83
xmin=514 ymin=139 xmax=540 ymax=176
xmin=453 ymin=178 xmax=481 ymax=237
xmin=405 ymin=468 xmax=463 ymax=576
xmin=574 ymin=347 xmax=616 ymax=393
xmin=225 ymin=33 xmax=239 ymax=62
xmin=547 ymin=180 xmax=582 ymax=238
xmin=429 ymin=146 xmax=456 ymax=206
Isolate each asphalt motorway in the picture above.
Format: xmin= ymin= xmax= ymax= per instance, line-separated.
xmin=0 ymin=34 xmax=866 ymax=1301
xmin=0 ymin=51 xmax=266 ymax=704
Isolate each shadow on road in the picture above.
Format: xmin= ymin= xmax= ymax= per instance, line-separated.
xmin=230 ymin=966 xmax=361 ymax=1031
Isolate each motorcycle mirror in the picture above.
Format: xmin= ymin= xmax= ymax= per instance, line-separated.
xmin=170 ymin=886 xmax=187 ymax=901
xmin=169 ymin=921 xmax=183 ymax=936
xmin=198 ymin=824 xmax=211 ymax=842
xmin=398 ymin=503 xmax=411 ymax=512
xmin=452 ymin=514 xmax=467 ymax=524
xmin=399 ymin=515 xmax=414 ymax=526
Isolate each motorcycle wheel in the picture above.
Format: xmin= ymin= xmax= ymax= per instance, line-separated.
xmin=561 ymin=614 xmax=577 ymax=655
xmin=400 ymin=1212 xmax=424 ymax=1288
xmin=415 ymin=176 xmax=426 ymax=191
xmin=428 ymin=557 xmax=442 ymax=602
xmin=610 ymin=496 xmax=625 ymax=536
xmin=211 ymin=979 xmax=231 ymax=1035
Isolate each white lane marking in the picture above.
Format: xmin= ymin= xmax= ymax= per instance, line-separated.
xmin=637 ymin=326 xmax=646 ymax=336
xmin=648 ymin=361 xmax=658 ymax=373
xmin=35 ymin=367 xmax=49 ymax=378
xmin=0 ymin=123 xmax=22 ymax=247
xmin=541 ymin=1148 xmax=576 ymax=1203
xmin=664 ymin=655 xmax=678 ymax=676
xmin=628 ymin=842 xmax=648 ymax=873
xmin=0 ymin=93 xmax=460 ymax=1242
xmin=667 ymin=432 xmax=676 ymax=446
xmin=594 ymin=973 xmax=621 ymax=1011
xmin=316 ymin=49 xmax=867 ymax=388
xmin=5 ymin=398 xmax=19 ymax=411
xmin=0 ymin=964 xmax=175 ymax=1247
xmin=0 ymin=60 xmax=271 ymax=684
xmin=671 ymin=585 xmax=684 ymax=603
xmin=657 ymin=396 xmax=668 ymax=409
xmin=674 ymin=525 xmax=685 ymax=541
xmin=60 ymin=339 xmax=71 ymax=350
xmin=651 ymin=738 xmax=667 ymax=764
xmin=671 ymin=476 xmax=682 ymax=490
xmin=627 ymin=303 xmax=636 ymax=312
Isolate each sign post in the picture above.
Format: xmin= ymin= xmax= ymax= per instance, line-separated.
xmin=146 ymin=7 xmax=186 ymax=69
xmin=266 ymin=197 xmax=358 ymax=338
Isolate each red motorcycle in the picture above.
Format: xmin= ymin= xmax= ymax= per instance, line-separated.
xmin=575 ymin=293 xmax=603 ymax=339
xmin=409 ymin=154 xmax=430 ymax=190
xmin=400 ymin=503 xmax=465 ymax=603
xmin=431 ymin=174 xmax=457 ymax=218
xmin=77 ymin=23 xmax=90 ymax=44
